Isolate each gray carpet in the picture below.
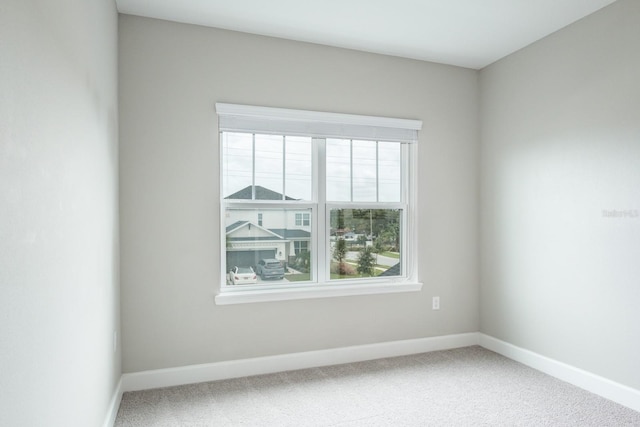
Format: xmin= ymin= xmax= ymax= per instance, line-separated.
xmin=115 ymin=346 xmax=640 ymax=426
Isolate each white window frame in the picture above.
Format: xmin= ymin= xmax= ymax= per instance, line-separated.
xmin=216 ymin=103 xmax=422 ymax=305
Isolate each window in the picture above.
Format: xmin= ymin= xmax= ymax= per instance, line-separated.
xmin=294 ymin=241 xmax=308 ymax=254
xmin=217 ymin=103 xmax=422 ymax=304
xmin=295 ymin=212 xmax=310 ymax=226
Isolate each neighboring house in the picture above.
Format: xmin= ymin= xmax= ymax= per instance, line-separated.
xmin=225 ymin=186 xmax=311 ymax=269
xmin=378 ymin=262 xmax=400 ymax=277
xmin=225 ymin=185 xmax=297 ymax=201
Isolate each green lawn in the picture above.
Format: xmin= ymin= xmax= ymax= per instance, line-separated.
xmin=291 ymin=272 xmax=379 ymax=280
xmin=286 ymin=273 xmax=311 ymax=282
xmin=331 ymin=273 xmax=378 ymax=279
xmin=328 ymin=260 xmax=389 ymax=279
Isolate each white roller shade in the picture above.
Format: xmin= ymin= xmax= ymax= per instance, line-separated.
xmin=216 ymin=103 xmax=422 ymax=143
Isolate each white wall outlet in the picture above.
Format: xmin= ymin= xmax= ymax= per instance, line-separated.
xmin=432 ymin=296 xmax=440 ymax=310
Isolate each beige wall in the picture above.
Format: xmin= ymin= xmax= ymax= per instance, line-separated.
xmin=0 ymin=0 xmax=120 ymax=425
xmin=119 ymin=15 xmax=480 ymax=372
xmin=480 ymin=0 xmax=640 ymax=390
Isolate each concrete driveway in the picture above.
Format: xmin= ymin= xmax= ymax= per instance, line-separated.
xmin=345 ymin=251 xmax=399 ymax=267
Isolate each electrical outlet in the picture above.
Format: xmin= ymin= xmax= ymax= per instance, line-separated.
xmin=432 ymin=296 xmax=440 ymax=310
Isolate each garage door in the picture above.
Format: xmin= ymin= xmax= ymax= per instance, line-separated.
xmin=226 ymin=250 xmax=276 ymax=271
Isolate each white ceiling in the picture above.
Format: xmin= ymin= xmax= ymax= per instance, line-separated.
xmin=115 ymin=0 xmax=617 ymax=69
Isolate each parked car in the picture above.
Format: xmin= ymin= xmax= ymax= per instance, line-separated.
xmin=255 ymin=258 xmax=285 ymax=280
xmin=229 ymin=266 xmax=257 ymax=285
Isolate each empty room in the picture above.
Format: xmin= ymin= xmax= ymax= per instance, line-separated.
xmin=1 ymin=0 xmax=639 ymax=426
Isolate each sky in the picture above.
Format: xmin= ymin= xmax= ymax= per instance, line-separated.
xmin=222 ymin=132 xmax=401 ymax=202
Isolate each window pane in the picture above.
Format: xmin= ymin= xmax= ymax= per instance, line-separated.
xmin=378 ymin=142 xmax=401 ymax=202
xmin=285 ymin=136 xmax=312 ymax=201
xmin=225 ymin=208 xmax=313 ymax=285
xmin=352 ymin=140 xmax=377 ymax=202
xmin=326 ymin=139 xmax=402 ymax=202
xmin=223 ymin=132 xmax=312 ymax=201
xmin=329 ymin=208 xmax=402 ymax=280
xmin=255 ymin=134 xmax=284 ymax=199
xmin=326 ymin=139 xmax=351 ymax=202
xmin=222 ymin=132 xmax=253 ymax=199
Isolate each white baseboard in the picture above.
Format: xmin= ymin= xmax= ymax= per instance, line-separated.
xmin=479 ymin=334 xmax=640 ymax=413
xmin=110 ymin=332 xmax=639 ymax=424
xmin=103 ymin=377 xmax=123 ymax=427
xmin=121 ymin=332 xmax=480 ymax=392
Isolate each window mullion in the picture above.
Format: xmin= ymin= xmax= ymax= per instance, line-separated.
xmin=282 ymin=135 xmax=286 ymax=201
xmin=376 ymin=141 xmax=379 ymax=202
xmin=402 ymin=143 xmax=409 ymax=204
xmin=403 ymin=143 xmax=413 ymax=279
xmin=349 ymin=139 xmax=354 ymax=202
xmin=315 ymin=137 xmax=326 ymax=284
xmin=251 ymin=133 xmax=256 ymax=200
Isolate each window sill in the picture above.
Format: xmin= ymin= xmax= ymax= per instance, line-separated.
xmin=214 ymin=281 xmax=423 ymax=305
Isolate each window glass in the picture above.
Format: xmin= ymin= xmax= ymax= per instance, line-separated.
xmin=225 ymin=208 xmax=313 ymax=284
xmin=255 ymin=134 xmax=284 ymax=199
xmin=223 ymin=133 xmax=312 ymax=201
xmin=378 ymin=142 xmax=401 ymax=202
xmin=222 ymin=133 xmax=408 ymax=287
xmin=326 ymin=139 xmax=401 ymax=202
xmin=352 ymin=140 xmax=377 ymax=202
xmin=326 ymin=139 xmax=351 ymax=202
xmin=285 ymin=136 xmax=312 ymax=201
xmin=222 ymin=132 xmax=253 ymax=199
xmin=329 ymin=208 xmax=402 ymax=280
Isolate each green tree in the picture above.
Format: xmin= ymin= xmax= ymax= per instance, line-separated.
xmin=293 ymin=250 xmax=310 ymax=273
xmin=357 ymin=246 xmax=375 ymax=277
xmin=330 ymin=209 xmax=346 ymax=232
xmin=372 ymin=238 xmax=384 ymax=263
xmin=380 ymin=223 xmax=399 ymax=251
xmin=333 ymin=238 xmax=347 ymax=264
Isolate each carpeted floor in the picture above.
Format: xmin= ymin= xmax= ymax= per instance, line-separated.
xmin=115 ymin=346 xmax=640 ymax=426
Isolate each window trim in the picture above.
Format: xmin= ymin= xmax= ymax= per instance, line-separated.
xmin=215 ymin=281 xmax=422 ymax=305
xmin=217 ymin=104 xmax=423 ymax=304
xmin=216 ymin=103 xmax=421 ymax=143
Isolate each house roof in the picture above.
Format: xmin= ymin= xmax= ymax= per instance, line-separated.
xmin=226 ymin=219 xmax=310 ymax=244
xmin=228 ymin=237 xmax=284 ymax=242
xmin=268 ymin=228 xmax=311 ymax=239
xmin=378 ymin=262 xmax=401 ymax=277
xmin=225 ymin=185 xmax=297 ymax=200
xmin=226 ymin=220 xmax=249 ymax=233
xmin=225 ymin=220 xmax=284 ymax=240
